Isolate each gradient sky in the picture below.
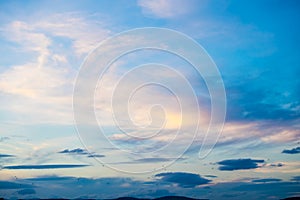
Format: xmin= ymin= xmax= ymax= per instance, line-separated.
xmin=0 ymin=0 xmax=300 ymax=199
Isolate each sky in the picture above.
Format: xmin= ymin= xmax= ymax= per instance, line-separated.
xmin=0 ymin=0 xmax=300 ymax=199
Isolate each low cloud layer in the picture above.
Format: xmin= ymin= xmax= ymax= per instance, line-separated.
xmin=1 ymin=174 xmax=299 ymax=199
xmin=290 ymin=176 xmax=300 ymax=182
xmin=0 ymin=181 xmax=34 ymax=189
xmin=18 ymin=188 xmax=36 ymax=195
xmin=155 ymin=172 xmax=211 ymax=188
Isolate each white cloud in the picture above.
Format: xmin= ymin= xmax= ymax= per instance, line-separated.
xmin=3 ymin=21 xmax=51 ymax=68
xmin=218 ymin=121 xmax=300 ymax=145
xmin=261 ymin=129 xmax=300 ymax=143
xmin=34 ymin=13 xmax=111 ymax=55
xmin=137 ymin=0 xmax=195 ymax=19
xmin=0 ymin=13 xmax=112 ymax=124
xmin=0 ymin=65 xmax=74 ymax=124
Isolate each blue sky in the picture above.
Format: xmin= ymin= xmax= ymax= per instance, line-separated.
xmin=0 ymin=0 xmax=299 ymax=199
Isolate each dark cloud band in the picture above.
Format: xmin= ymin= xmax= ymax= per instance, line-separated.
xmin=282 ymin=147 xmax=300 ymax=154
xmin=155 ymin=172 xmax=211 ymax=188
xmin=217 ymin=158 xmax=264 ymax=171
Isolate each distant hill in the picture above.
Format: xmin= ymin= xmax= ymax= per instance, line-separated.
xmin=110 ymin=196 xmax=206 ymax=200
xmin=156 ymin=196 xmax=206 ymax=200
xmin=9 ymin=196 xmax=208 ymax=200
xmin=280 ymin=197 xmax=300 ymax=200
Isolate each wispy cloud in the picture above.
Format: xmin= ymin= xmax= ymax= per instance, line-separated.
xmin=217 ymin=121 xmax=300 ymax=147
xmin=2 ymin=13 xmax=111 ymax=56
xmin=34 ymin=13 xmax=111 ymax=55
xmin=110 ymin=157 xmax=186 ymax=165
xmin=261 ymin=128 xmax=300 ymax=143
xmin=134 ymin=157 xmax=180 ymax=163
xmin=137 ymin=0 xmax=196 ymax=19
xmin=0 ymin=137 xmax=10 ymax=142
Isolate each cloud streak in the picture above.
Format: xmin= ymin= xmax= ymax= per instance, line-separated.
xmin=2 ymin=164 xmax=89 ymax=170
xmin=58 ymin=148 xmax=88 ymax=155
xmin=252 ymin=178 xmax=282 ymax=183
xmin=0 ymin=153 xmax=14 ymax=158
xmin=58 ymin=148 xmax=105 ymax=158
